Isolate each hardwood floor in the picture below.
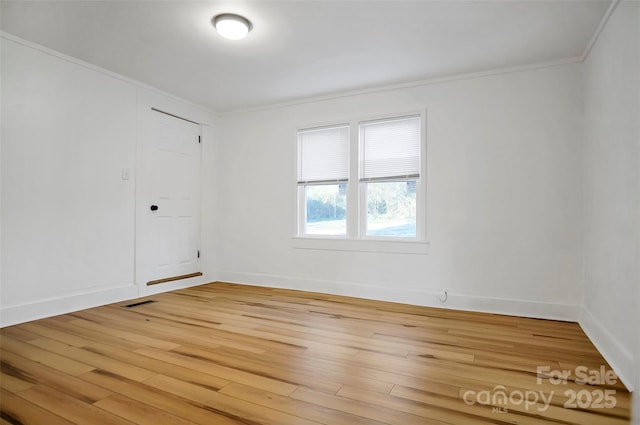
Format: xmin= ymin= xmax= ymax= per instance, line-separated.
xmin=0 ymin=282 xmax=631 ymax=424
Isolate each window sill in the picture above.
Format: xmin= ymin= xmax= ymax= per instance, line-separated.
xmin=292 ymin=237 xmax=429 ymax=255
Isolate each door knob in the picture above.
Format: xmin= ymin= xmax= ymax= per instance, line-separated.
xmin=150 ymin=205 xmax=159 ymax=211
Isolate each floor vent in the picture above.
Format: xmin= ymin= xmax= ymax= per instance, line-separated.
xmin=123 ymin=300 xmax=156 ymax=308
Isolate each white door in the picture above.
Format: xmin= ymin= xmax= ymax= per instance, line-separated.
xmin=136 ymin=108 xmax=201 ymax=285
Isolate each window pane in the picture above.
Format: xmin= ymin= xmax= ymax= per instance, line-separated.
xmin=366 ymin=181 xmax=416 ymax=237
xmin=305 ymin=184 xmax=347 ymax=235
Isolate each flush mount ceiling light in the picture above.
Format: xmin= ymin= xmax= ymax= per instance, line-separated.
xmin=212 ymin=13 xmax=253 ymax=40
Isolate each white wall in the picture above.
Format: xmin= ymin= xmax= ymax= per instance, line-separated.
xmin=214 ymin=63 xmax=584 ymax=321
xmin=2 ymin=9 xmax=637 ymax=419
xmin=581 ymin=0 xmax=640 ymax=401
xmin=0 ymin=36 xmax=218 ymax=325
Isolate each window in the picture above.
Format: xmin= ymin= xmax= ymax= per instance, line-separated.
xmin=359 ymin=115 xmax=421 ymax=238
xmin=297 ymin=125 xmax=349 ymax=236
xmin=297 ymin=113 xmax=423 ymax=242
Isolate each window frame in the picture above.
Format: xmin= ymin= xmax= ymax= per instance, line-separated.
xmin=296 ymin=123 xmax=351 ymax=238
xmin=294 ymin=110 xmax=428 ymax=253
xmin=358 ymin=114 xmax=423 ymax=241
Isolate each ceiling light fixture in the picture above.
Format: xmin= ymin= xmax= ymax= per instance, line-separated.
xmin=212 ymin=13 xmax=253 ymax=40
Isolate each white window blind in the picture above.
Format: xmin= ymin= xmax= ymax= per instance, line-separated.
xmin=297 ymin=125 xmax=349 ymax=184
xmin=360 ymin=115 xmax=421 ymax=181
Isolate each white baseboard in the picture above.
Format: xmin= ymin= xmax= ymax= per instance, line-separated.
xmin=216 ymin=270 xmax=580 ymax=322
xmin=0 ymin=275 xmax=213 ymax=327
xmin=1 ymin=285 xmax=139 ymax=327
xmin=579 ymin=306 xmax=635 ymax=392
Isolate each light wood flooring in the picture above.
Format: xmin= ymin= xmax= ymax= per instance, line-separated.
xmin=0 ymin=282 xmax=631 ymax=424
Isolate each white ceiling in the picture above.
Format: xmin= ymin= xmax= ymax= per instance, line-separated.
xmin=1 ymin=1 xmax=612 ymax=113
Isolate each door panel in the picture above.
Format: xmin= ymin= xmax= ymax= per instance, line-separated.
xmin=136 ymin=108 xmax=201 ymax=285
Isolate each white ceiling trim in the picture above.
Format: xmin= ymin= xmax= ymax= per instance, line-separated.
xmin=0 ymin=31 xmax=219 ymax=118
xmin=3 ymin=0 xmax=616 ymax=117
xmin=219 ymin=0 xmax=620 ymax=117
xmin=580 ymin=0 xmax=620 ymax=61
xmin=218 ymin=0 xmax=619 ymax=117
xmin=220 ymin=55 xmax=584 ymax=117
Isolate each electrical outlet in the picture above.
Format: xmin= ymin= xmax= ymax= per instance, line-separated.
xmin=439 ymin=290 xmax=448 ymax=303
